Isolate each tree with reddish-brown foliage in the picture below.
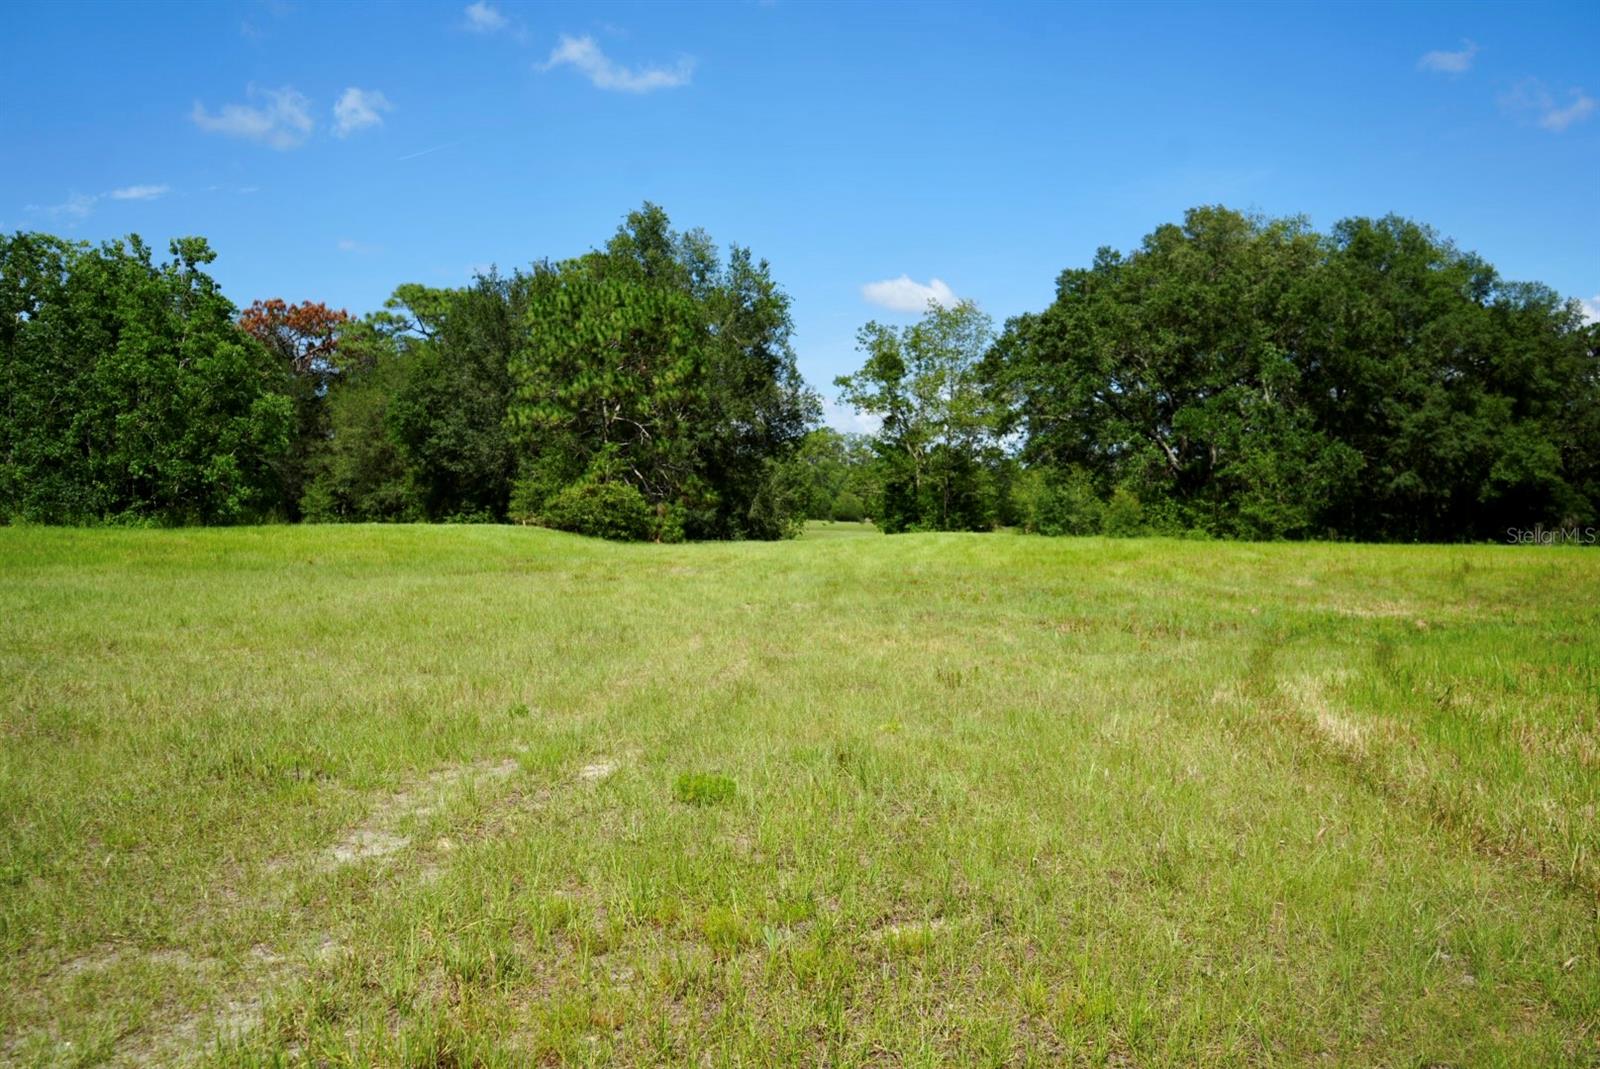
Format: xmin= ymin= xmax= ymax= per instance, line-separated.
xmin=238 ymin=299 xmax=352 ymax=518
xmin=238 ymin=299 xmax=350 ymax=376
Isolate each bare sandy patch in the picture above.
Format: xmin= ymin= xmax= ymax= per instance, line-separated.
xmin=25 ymin=757 xmax=531 ymax=1065
xmin=316 ymin=755 xmax=520 ymax=872
xmin=578 ymin=758 xmax=619 ymax=782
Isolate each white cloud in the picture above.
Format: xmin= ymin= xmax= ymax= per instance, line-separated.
xmin=30 ymin=184 xmax=171 ymax=220
xmin=1418 ymin=40 xmax=1478 ymax=74
xmin=1580 ymin=295 xmax=1600 ymax=325
xmin=822 ymin=395 xmax=882 ymax=436
xmin=108 ymin=184 xmax=170 ymax=201
xmin=337 ymin=238 xmax=381 ymax=254
xmin=540 ymin=34 xmax=693 ymax=93
xmin=1501 ymin=79 xmax=1597 ymax=132
xmin=191 ymin=85 xmax=314 ymax=149
xmin=463 ymin=1 xmax=507 ymax=33
xmin=333 ymin=87 xmax=392 ymax=138
xmin=1539 ymin=91 xmax=1597 ymax=131
xmin=860 ymin=275 xmax=959 ymax=313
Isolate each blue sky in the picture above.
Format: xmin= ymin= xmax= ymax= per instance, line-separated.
xmin=4 ymin=0 xmax=1597 ymax=430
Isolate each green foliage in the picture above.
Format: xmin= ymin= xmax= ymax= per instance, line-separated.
xmin=298 ymin=205 xmax=817 ymax=538
xmin=1102 ymin=486 xmax=1146 ymax=537
xmin=9 ymin=202 xmax=1594 ymax=544
xmin=298 ymin=337 xmax=423 ymax=522
xmin=383 ymin=276 xmax=520 ymax=521
xmin=744 ymin=457 xmax=810 ymax=540
xmin=0 ymin=232 xmax=294 ymax=524
xmin=987 ymin=206 xmax=1600 ymax=541
xmin=831 ymin=490 xmax=865 ymax=522
xmin=673 ymin=772 xmax=737 ymax=806
xmin=789 ymin=428 xmax=884 ymax=522
xmin=300 ymin=273 xmax=526 ymax=523
xmin=1019 ymin=467 xmax=1104 ymax=535
xmin=539 ymin=479 xmax=656 ymax=541
xmin=835 ymin=301 xmax=1001 ymax=533
xmin=505 ymin=204 xmax=818 ymax=540
xmin=0 ymin=206 xmax=817 ymax=537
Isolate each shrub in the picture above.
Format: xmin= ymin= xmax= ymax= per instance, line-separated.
xmin=745 ymin=458 xmax=809 ymax=540
xmin=674 ymin=772 xmax=737 ymax=806
xmin=1102 ymin=486 xmax=1145 ymax=537
xmin=654 ymin=502 xmax=686 ymax=544
xmin=1032 ymin=469 xmax=1103 ymax=536
xmin=539 ymin=480 xmax=655 ymax=541
xmin=831 ymin=491 xmax=865 ymax=522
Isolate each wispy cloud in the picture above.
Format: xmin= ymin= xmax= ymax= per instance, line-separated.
xmin=1418 ymin=40 xmax=1478 ymax=74
xmin=463 ymin=1 xmax=507 ymax=33
xmin=108 ymin=184 xmax=171 ymax=201
xmin=396 ymin=141 xmax=458 ymax=162
xmin=333 ymin=87 xmax=392 ymax=137
xmin=539 ymin=34 xmax=693 ymax=93
xmin=861 ymin=275 xmax=959 ymax=313
xmin=1501 ymin=78 xmax=1597 ymax=132
xmin=1539 ymin=91 xmax=1597 ymax=131
xmin=191 ymin=85 xmax=313 ymax=149
xmin=461 ymin=2 xmax=528 ymax=42
xmin=30 ymin=183 xmax=171 ymax=221
xmin=30 ymin=192 xmax=99 ymax=220
xmin=337 ymin=238 xmax=381 ymax=255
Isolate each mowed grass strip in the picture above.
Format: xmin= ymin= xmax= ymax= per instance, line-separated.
xmin=1 ymin=524 xmax=1597 ymax=1066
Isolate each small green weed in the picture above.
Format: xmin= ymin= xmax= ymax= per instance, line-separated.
xmin=673 ymin=772 xmax=736 ymax=806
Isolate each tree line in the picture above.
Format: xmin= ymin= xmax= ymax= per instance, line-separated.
xmin=1 ymin=205 xmax=816 ymax=538
xmin=2 ymin=204 xmax=1595 ymax=541
xmin=842 ymin=207 xmax=1599 ymax=540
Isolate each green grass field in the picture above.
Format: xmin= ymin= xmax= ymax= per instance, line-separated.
xmin=2 ymin=523 xmax=1597 ymax=1067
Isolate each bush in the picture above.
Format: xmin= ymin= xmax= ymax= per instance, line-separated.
xmin=1032 ymin=469 xmax=1103 ymax=536
xmin=831 ymin=491 xmax=865 ymax=522
xmin=745 ymin=458 xmax=809 ymax=540
xmin=1102 ymin=486 xmax=1145 ymax=537
xmin=674 ymin=772 xmax=737 ymax=806
xmin=539 ymin=480 xmax=655 ymax=541
xmin=654 ymin=502 xmax=686 ymax=544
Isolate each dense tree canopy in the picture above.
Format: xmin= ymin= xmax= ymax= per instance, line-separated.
xmin=4 ymin=203 xmax=1595 ymax=542
xmin=299 ymin=204 xmax=817 ymax=538
xmin=1 ymin=206 xmax=817 ymax=537
xmin=237 ymin=298 xmax=350 ymax=520
xmin=979 ymin=207 xmax=1600 ymax=540
xmin=1 ymin=233 xmax=293 ymax=524
xmin=297 ymin=274 xmax=526 ymax=523
xmin=506 ymin=205 xmax=817 ymax=539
